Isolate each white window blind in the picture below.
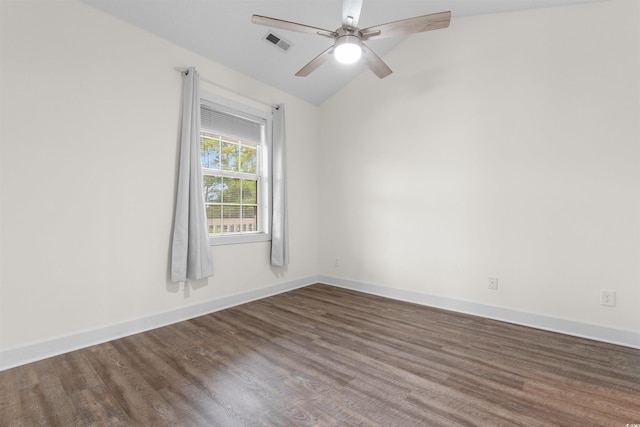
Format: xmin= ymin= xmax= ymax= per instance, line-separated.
xmin=201 ymin=104 xmax=262 ymax=144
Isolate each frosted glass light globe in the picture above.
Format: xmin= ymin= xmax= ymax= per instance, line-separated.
xmin=334 ymin=36 xmax=362 ymax=64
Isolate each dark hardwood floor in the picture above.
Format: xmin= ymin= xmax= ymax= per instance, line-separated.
xmin=1 ymin=284 xmax=639 ymax=426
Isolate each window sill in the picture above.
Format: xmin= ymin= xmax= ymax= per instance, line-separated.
xmin=209 ymin=233 xmax=271 ymax=246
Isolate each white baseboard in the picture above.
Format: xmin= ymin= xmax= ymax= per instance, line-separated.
xmin=318 ymin=275 xmax=640 ymax=350
xmin=3 ymin=274 xmax=637 ymax=371
xmin=0 ymin=276 xmax=319 ymax=371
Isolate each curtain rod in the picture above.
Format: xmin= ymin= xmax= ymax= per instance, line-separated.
xmin=176 ymin=67 xmax=279 ymax=110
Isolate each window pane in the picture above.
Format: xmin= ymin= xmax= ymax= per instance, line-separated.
xmin=242 ymin=206 xmax=258 ymax=232
xmin=221 ymin=141 xmax=238 ymax=171
xmin=242 ymin=179 xmax=257 ymax=204
xmin=201 ymin=136 xmax=220 ymax=169
xmin=240 ymin=145 xmax=257 ymax=174
xmin=223 ymin=205 xmax=240 ymax=219
xmin=206 ymin=205 xmax=222 ymax=234
xmin=203 ymin=175 xmax=222 ymax=203
xmin=222 ymin=205 xmax=240 ymax=233
xmin=222 ymin=177 xmax=241 ymax=204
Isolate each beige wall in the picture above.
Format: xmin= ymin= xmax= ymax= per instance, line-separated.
xmin=319 ymin=0 xmax=640 ymax=333
xmin=0 ymin=0 xmax=319 ymax=351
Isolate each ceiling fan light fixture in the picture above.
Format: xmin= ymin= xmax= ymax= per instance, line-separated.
xmin=334 ymin=35 xmax=362 ymax=64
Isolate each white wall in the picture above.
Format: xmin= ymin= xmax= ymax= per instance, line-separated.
xmin=319 ymin=0 xmax=640 ymax=333
xmin=0 ymin=0 xmax=319 ymax=352
xmin=1 ymin=0 xmax=638 ymax=361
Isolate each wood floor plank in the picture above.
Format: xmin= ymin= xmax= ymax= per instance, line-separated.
xmin=84 ymin=342 xmax=183 ymax=426
xmin=0 ymin=368 xmax=26 ymax=427
xmin=1 ymin=283 xmax=639 ymax=426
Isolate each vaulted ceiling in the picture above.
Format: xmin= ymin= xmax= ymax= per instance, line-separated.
xmin=83 ymin=0 xmax=605 ymax=105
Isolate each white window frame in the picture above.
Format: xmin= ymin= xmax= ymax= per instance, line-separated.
xmin=200 ymin=91 xmax=272 ymax=246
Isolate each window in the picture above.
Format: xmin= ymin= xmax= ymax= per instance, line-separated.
xmin=200 ymin=94 xmax=271 ymax=245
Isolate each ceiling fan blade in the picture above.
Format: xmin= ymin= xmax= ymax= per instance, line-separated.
xmin=360 ymin=11 xmax=451 ymax=40
xmin=252 ymin=15 xmax=337 ymax=38
xmin=342 ymin=0 xmax=363 ymax=29
xmin=295 ymin=46 xmax=334 ymax=77
xmin=361 ymin=44 xmax=392 ymax=79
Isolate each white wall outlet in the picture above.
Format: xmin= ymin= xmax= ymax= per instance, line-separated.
xmin=600 ymin=290 xmax=616 ymax=307
xmin=334 ymin=257 xmax=341 ymax=267
xmin=488 ymin=277 xmax=498 ymax=290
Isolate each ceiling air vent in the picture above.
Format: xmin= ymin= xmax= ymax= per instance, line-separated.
xmin=263 ymin=31 xmax=292 ymax=52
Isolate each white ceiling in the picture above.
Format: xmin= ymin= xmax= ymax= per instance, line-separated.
xmin=83 ymin=0 xmax=605 ymax=106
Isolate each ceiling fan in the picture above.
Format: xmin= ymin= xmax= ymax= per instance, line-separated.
xmin=252 ymin=0 xmax=451 ymax=78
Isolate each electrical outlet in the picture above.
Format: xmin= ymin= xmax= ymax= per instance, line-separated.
xmin=600 ymin=290 xmax=616 ymax=307
xmin=488 ymin=277 xmax=498 ymax=290
xmin=334 ymin=257 xmax=341 ymax=267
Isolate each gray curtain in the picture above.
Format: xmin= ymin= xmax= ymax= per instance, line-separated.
xmin=271 ymin=104 xmax=289 ymax=266
xmin=171 ymin=67 xmax=213 ymax=281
